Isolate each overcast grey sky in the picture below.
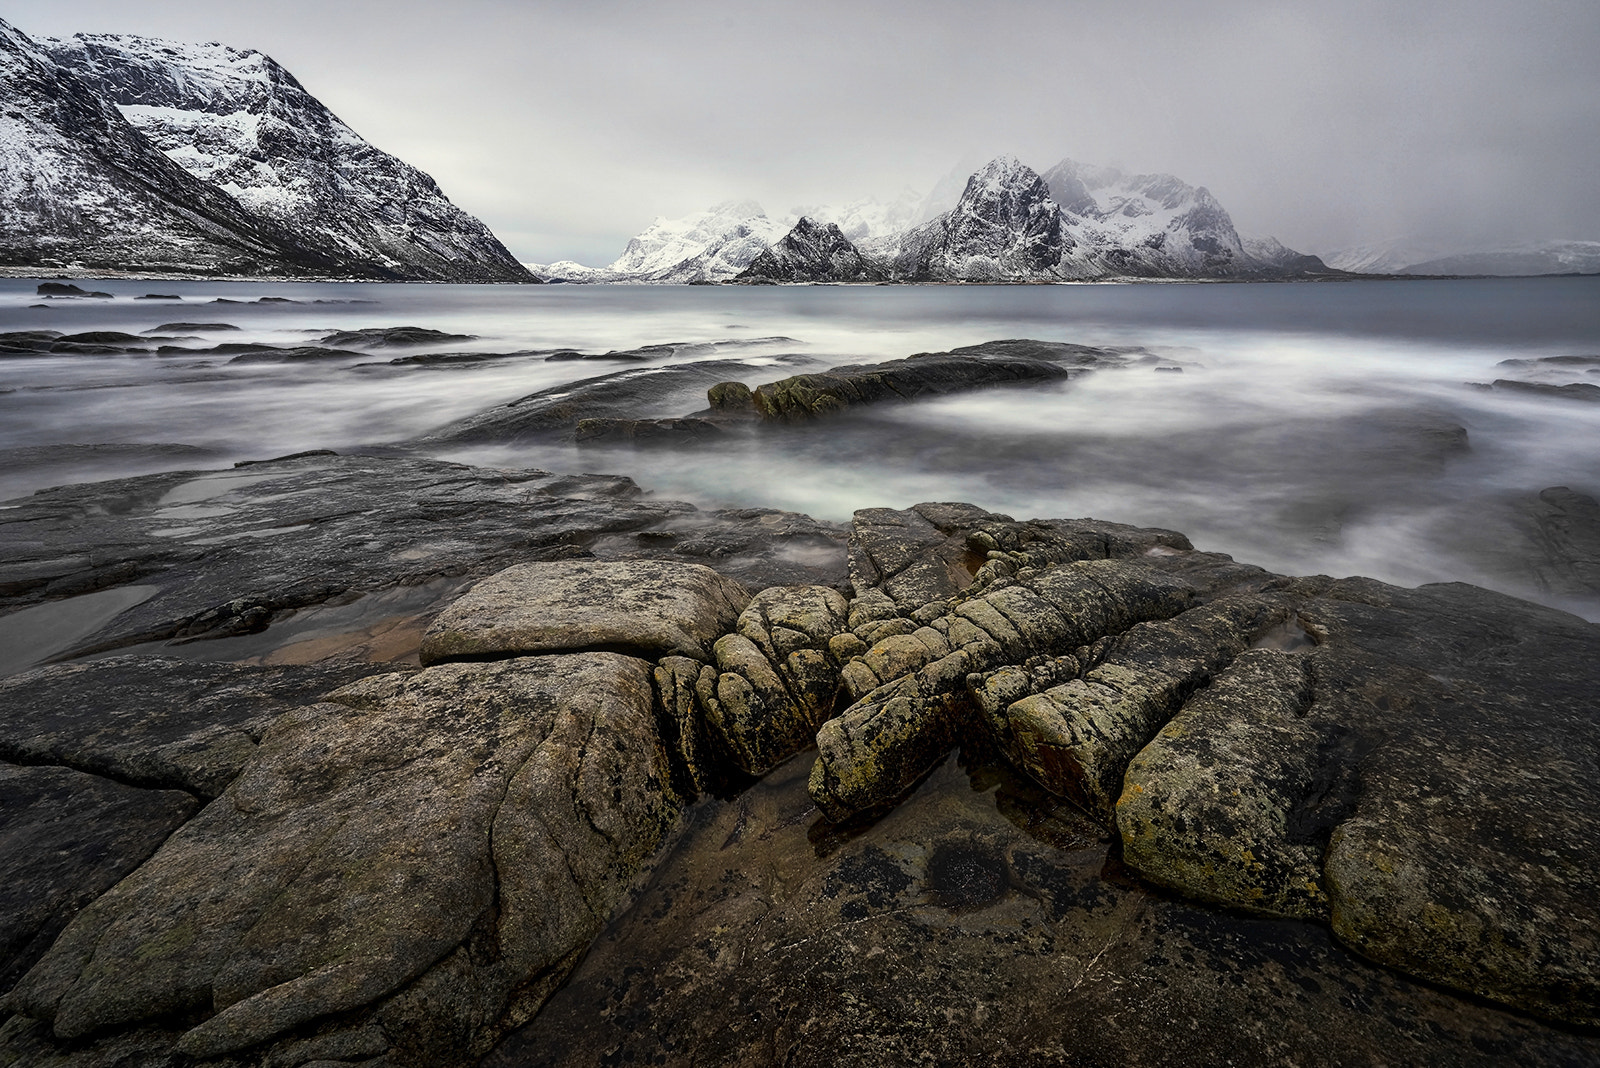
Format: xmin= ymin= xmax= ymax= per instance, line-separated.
xmin=13 ymin=0 xmax=1600 ymax=264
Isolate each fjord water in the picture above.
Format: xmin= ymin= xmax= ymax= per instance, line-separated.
xmin=3 ymin=276 xmax=1597 ymax=616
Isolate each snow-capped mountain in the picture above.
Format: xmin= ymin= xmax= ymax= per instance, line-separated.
xmin=738 ymin=216 xmax=885 ymax=283
xmin=874 ymin=156 xmax=1327 ymax=282
xmin=547 ymin=156 xmax=1329 ymax=285
xmin=43 ymin=31 xmax=528 ymax=282
xmin=1323 ymin=238 xmax=1600 ymax=276
xmin=891 ymin=156 xmax=1070 ymax=281
xmin=1042 ymin=158 xmax=1297 ymax=279
xmin=0 ymin=18 xmax=324 ymax=275
xmin=530 ymin=201 xmax=787 ymax=283
xmin=786 ymin=188 xmax=923 ymax=247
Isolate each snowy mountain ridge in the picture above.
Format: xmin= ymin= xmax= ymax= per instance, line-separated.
xmin=534 ymin=154 xmax=1330 ymax=283
xmin=1 ymin=17 xmax=528 ymax=280
xmin=1322 ymin=237 xmax=1600 ymax=276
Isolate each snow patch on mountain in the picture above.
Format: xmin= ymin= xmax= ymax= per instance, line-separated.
xmin=0 ymin=17 xmax=311 ymax=275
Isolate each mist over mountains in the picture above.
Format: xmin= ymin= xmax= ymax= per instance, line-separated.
xmin=3 ymin=13 xmax=1593 ymax=285
xmin=529 ymin=156 xmax=1334 ymax=284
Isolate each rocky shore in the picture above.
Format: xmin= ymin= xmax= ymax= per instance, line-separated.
xmin=1 ymin=437 xmax=1598 ymax=1066
xmin=2 ymin=322 xmax=1599 ymax=1065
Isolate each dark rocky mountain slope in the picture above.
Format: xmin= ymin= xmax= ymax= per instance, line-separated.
xmin=0 ymin=17 xmax=529 ymax=281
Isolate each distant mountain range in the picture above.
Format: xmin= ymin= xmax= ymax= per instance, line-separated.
xmin=528 ymin=156 xmax=1335 ymax=284
xmin=0 ymin=18 xmax=529 ymax=281
xmin=1321 ymin=238 xmax=1600 ymax=277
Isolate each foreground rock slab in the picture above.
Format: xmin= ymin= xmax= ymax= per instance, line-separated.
xmin=4 ymin=653 xmax=683 ymax=1064
xmin=0 ymin=764 xmax=197 ymax=1002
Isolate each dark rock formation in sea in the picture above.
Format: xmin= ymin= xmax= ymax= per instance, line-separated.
xmin=737 ymin=216 xmax=885 ymax=283
xmin=0 ymin=16 xmax=529 ymax=281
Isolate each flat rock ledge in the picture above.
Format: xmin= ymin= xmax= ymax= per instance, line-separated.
xmin=1 ymin=501 xmax=1598 ymax=1067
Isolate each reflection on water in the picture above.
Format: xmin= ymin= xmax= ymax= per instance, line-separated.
xmin=3 ymin=276 xmax=1598 ymax=617
xmin=0 ymin=586 xmax=160 ymax=676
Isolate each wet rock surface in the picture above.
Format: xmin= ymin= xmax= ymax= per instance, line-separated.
xmin=0 ymin=657 xmax=380 ymax=797
xmin=0 ymin=461 xmax=1596 ymax=1066
xmin=0 ymin=452 xmax=847 ymax=671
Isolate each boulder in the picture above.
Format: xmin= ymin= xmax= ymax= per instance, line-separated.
xmin=420 ymin=559 xmax=750 ymax=665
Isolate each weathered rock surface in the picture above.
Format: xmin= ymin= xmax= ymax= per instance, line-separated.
xmin=2 ymin=473 xmax=1598 ymax=1066
xmin=991 ymin=592 xmax=1292 ymax=819
xmin=1117 ymin=647 xmax=1333 ymax=920
xmin=0 ymin=657 xmax=380 ymax=797
xmin=421 ymin=560 xmax=750 ymax=665
xmin=4 ymin=653 xmax=683 ymax=1063
xmin=808 ymin=502 xmax=1259 ymax=824
xmin=1 ymin=763 xmax=197 ymax=1000
xmin=1103 ymin=578 xmax=1600 ymax=1025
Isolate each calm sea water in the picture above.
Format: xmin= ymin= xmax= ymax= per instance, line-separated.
xmin=3 ymin=276 xmax=1598 ymax=616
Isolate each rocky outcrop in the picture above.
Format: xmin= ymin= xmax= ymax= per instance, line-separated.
xmin=736 ymin=216 xmax=884 ymax=283
xmin=5 ymin=653 xmax=682 ymax=1062
xmin=750 ymin=340 xmax=1124 ymax=422
xmin=2 ymin=473 xmax=1598 ymax=1064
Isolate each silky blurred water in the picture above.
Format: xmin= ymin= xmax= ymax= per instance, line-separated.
xmin=3 ymin=276 xmax=1597 ymax=615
